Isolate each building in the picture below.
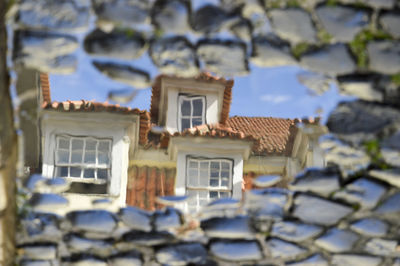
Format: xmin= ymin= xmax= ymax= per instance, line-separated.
xmin=37 ymin=72 xmax=326 ymax=211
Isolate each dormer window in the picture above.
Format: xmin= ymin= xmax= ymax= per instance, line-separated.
xmin=178 ymin=94 xmax=206 ymax=131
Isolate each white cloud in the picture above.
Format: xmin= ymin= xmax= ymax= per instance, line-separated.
xmin=260 ymin=94 xmax=291 ymax=104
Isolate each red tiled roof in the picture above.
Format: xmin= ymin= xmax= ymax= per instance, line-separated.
xmin=226 ymin=116 xmax=298 ymax=155
xmin=150 ymin=72 xmax=233 ymax=125
xmin=41 ymin=100 xmax=151 ymax=145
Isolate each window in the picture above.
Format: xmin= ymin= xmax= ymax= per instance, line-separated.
xmin=54 ymin=135 xmax=112 ymax=185
xmin=178 ymin=95 xmax=205 ymax=131
xmin=186 ymin=157 xmax=232 ymax=212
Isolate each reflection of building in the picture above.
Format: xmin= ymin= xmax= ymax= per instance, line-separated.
xmin=37 ymin=72 xmax=326 ymax=211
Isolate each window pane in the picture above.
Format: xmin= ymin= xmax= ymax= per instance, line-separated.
xmin=58 ymin=138 xmax=69 ymax=149
xmin=221 ymin=178 xmax=229 ymax=187
xmin=98 ymin=141 xmax=110 ymax=152
xmin=84 ymin=151 xmax=96 ymax=164
xmin=221 ymin=171 xmax=230 ymax=178
xmin=210 ymin=161 xmax=219 ymax=170
xmin=98 ymin=169 xmax=108 ymax=180
xmin=55 ymin=166 xmax=68 ymax=177
xmin=210 ymin=191 xmax=218 ymax=199
xmin=200 ymin=169 xmax=209 ymax=178
xmin=71 ymin=139 xmax=84 ymax=150
xmin=181 ymin=100 xmax=191 ymax=116
xmin=199 ymin=170 xmax=208 ymax=186
xmin=187 ymin=170 xmax=198 ymax=186
xmin=188 ymin=161 xmax=198 ymax=169
xmin=192 ymin=117 xmax=203 ymax=127
xmin=200 ymin=161 xmax=208 ymax=170
xmin=188 ymin=169 xmax=197 ymax=178
xmin=83 ymin=169 xmax=95 ymax=178
xmin=210 ymin=170 xmax=219 ymax=178
xmin=188 ymin=176 xmax=198 ymax=187
xmin=70 ymin=167 xmax=81 ymax=177
xmin=71 ymin=151 xmax=83 ymax=163
xmin=210 ymin=179 xmax=219 ymax=187
xmin=98 ymin=152 xmax=110 ymax=165
xmin=221 ymin=162 xmax=230 ymax=170
xmin=86 ymin=140 xmax=97 ymax=151
xmin=181 ymin=119 xmax=190 ymax=130
xmin=192 ymin=99 xmax=203 ymax=116
xmin=56 ymin=150 xmax=69 ymax=164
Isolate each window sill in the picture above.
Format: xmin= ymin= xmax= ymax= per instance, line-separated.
xmin=186 ymin=186 xmax=231 ymax=191
xmin=64 ymin=178 xmax=108 ymax=185
xmin=62 ymin=192 xmax=119 ymax=198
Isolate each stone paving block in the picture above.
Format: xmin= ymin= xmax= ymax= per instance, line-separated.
xmin=300 ymin=44 xmax=356 ymax=75
xmin=269 ymin=8 xmax=317 ymax=44
xmin=315 ymin=228 xmax=359 ymax=253
xmin=17 ymin=0 xmax=89 ymax=32
xmin=210 ymin=240 xmax=263 ymax=262
xmin=368 ymin=41 xmax=400 ymax=75
xmin=292 ymin=195 xmax=352 ymax=226
xmin=316 ymin=5 xmax=369 ymax=42
xmin=197 ymin=40 xmax=249 ymax=76
xmin=333 ymin=178 xmax=386 ymax=210
xmin=350 ymin=218 xmax=388 ymax=237
xmin=84 ymin=29 xmax=146 ymax=59
xmin=251 ymin=35 xmax=296 ymax=67
xmin=380 ymin=11 xmax=400 ymax=38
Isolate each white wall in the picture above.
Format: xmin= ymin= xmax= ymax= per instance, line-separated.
xmin=41 ymin=111 xmax=138 ymax=206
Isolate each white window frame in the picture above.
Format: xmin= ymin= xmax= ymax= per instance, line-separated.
xmin=54 ymin=135 xmax=112 ymax=184
xmin=178 ymin=94 xmax=206 ymax=131
xmin=186 ymin=157 xmax=233 ymax=212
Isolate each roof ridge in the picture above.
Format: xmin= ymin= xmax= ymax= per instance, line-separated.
xmin=42 ymin=99 xmax=149 ymax=114
xmin=229 ymin=115 xmax=294 ymax=120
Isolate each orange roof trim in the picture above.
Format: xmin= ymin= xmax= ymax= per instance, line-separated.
xmin=42 ymin=100 xmax=151 ymax=145
xmin=42 ymin=100 xmax=146 ymax=114
xmin=169 ymin=123 xmax=257 ymax=141
xmin=40 ymin=73 xmax=51 ymax=103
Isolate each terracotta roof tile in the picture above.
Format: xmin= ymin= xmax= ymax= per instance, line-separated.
xmin=40 ymin=73 xmax=51 ymax=102
xmin=42 ymin=100 xmax=144 ymax=114
xmin=168 ymin=123 xmax=257 ymax=142
xmin=226 ymin=116 xmax=298 ymax=155
xmin=150 ymin=72 xmax=233 ymax=125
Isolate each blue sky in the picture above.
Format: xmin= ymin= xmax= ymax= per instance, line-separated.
xmin=49 ymin=48 xmax=351 ymax=124
xmin=47 ymin=0 xmax=353 ymax=123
